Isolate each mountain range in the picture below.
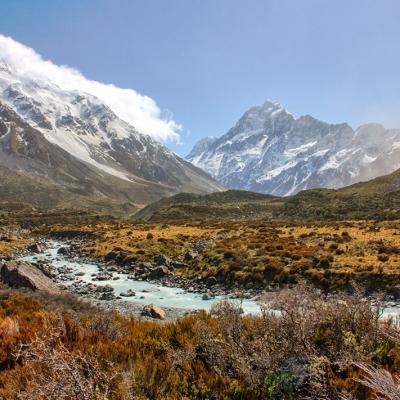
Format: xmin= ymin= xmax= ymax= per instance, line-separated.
xmin=0 ymin=59 xmax=222 ymax=214
xmin=2 ymin=51 xmax=400 ymax=216
xmin=187 ymin=101 xmax=400 ymax=196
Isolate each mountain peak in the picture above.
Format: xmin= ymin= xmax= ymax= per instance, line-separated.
xmin=0 ymin=60 xmax=223 ymax=212
xmin=187 ymin=102 xmax=400 ymax=196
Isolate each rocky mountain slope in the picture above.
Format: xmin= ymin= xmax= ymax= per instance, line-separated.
xmin=0 ymin=60 xmax=222 ymax=214
xmin=187 ymin=101 xmax=400 ymax=196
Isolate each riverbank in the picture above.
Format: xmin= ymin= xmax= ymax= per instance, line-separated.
xmin=18 ymin=239 xmax=262 ymax=320
xmin=14 ymin=238 xmax=400 ymax=320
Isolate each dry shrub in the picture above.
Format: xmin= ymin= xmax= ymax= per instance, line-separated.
xmin=0 ymin=288 xmax=398 ymax=399
xmin=7 ymin=328 xmax=125 ymax=400
xmin=355 ymin=363 xmax=400 ymax=400
xmin=197 ymin=284 xmax=398 ymax=399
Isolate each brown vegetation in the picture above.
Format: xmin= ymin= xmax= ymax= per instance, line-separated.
xmin=0 ymin=286 xmax=398 ymax=399
xmin=47 ymin=219 xmax=400 ymax=293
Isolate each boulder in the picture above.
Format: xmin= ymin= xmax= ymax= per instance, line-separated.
xmin=138 ymin=262 xmax=153 ymax=271
xmin=100 ymin=292 xmax=116 ymax=301
xmin=387 ymin=285 xmax=400 ymax=300
xmin=154 ymin=254 xmax=171 ymax=266
xmin=142 ymin=287 xmax=160 ymax=293
xmin=35 ymin=263 xmax=57 ymax=278
xmin=205 ymin=276 xmax=218 ymax=286
xmin=202 ymin=293 xmax=214 ymax=300
xmin=93 ymin=272 xmax=112 ymax=281
xmin=141 ymin=304 xmax=166 ymax=320
xmin=184 ymin=251 xmax=197 ymax=261
xmin=0 ymin=261 xmax=60 ymax=294
xmin=120 ymin=289 xmax=136 ymax=297
xmin=57 ymin=247 xmax=69 ymax=255
xmin=27 ymin=243 xmax=43 ymax=254
xmin=104 ymin=251 xmax=118 ymax=262
xmin=149 ymin=265 xmax=171 ymax=278
xmin=95 ymin=284 xmax=114 ymax=293
xmin=171 ymin=260 xmax=188 ymax=269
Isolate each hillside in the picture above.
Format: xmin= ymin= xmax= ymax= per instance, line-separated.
xmin=0 ymin=60 xmax=223 ymax=214
xmin=279 ymin=168 xmax=400 ymax=220
xmin=135 ymin=169 xmax=400 ymax=222
xmin=134 ymin=190 xmax=279 ymax=222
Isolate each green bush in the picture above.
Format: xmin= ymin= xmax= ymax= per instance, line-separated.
xmin=264 ymin=371 xmax=295 ymax=400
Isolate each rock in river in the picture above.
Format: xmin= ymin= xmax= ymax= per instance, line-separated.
xmin=27 ymin=243 xmax=43 ymax=254
xmin=57 ymin=247 xmax=70 ymax=255
xmin=120 ymin=289 xmax=136 ymax=297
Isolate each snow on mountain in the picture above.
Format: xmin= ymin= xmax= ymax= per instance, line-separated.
xmin=186 ymin=101 xmax=400 ymax=196
xmin=0 ymin=53 xmax=222 ymax=210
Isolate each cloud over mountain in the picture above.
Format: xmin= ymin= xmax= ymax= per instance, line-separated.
xmin=0 ymin=34 xmax=181 ymax=142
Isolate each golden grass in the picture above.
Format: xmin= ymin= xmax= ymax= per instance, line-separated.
xmin=49 ymin=222 xmax=220 ymax=259
xmin=280 ymin=223 xmax=400 ymax=274
xmin=0 ymin=230 xmax=31 ymax=255
xmin=44 ymin=219 xmax=400 ymax=290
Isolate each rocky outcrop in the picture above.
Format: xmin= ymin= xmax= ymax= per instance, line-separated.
xmin=0 ymin=260 xmax=60 ymax=294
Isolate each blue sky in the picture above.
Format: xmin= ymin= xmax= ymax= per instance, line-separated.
xmin=1 ymin=0 xmax=400 ymax=156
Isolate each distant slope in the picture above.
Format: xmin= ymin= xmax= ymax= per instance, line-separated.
xmin=134 ymin=190 xmax=278 ymax=222
xmin=279 ymin=168 xmax=400 ymax=220
xmin=135 ymin=169 xmax=400 ymax=222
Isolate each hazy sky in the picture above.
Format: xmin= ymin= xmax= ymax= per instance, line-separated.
xmin=1 ymin=0 xmax=400 ymax=155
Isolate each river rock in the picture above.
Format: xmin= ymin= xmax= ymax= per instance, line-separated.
xmin=100 ymin=292 xmax=116 ymax=301
xmin=120 ymin=289 xmax=136 ymax=297
xmin=205 ymin=276 xmax=218 ymax=286
xmin=141 ymin=304 xmax=166 ymax=319
xmin=154 ymin=254 xmax=171 ymax=266
xmin=149 ymin=265 xmax=171 ymax=278
xmin=93 ymin=272 xmax=112 ymax=281
xmin=142 ymin=287 xmax=160 ymax=293
xmin=27 ymin=243 xmax=43 ymax=254
xmin=35 ymin=263 xmax=57 ymax=278
xmin=138 ymin=262 xmax=153 ymax=271
xmin=57 ymin=247 xmax=69 ymax=255
xmin=0 ymin=260 xmax=60 ymax=294
xmin=95 ymin=284 xmax=114 ymax=293
xmin=202 ymin=293 xmax=214 ymax=300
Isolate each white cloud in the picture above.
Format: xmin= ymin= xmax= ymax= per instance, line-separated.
xmin=0 ymin=34 xmax=181 ymax=142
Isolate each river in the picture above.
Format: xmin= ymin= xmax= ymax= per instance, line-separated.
xmin=20 ymin=240 xmax=261 ymax=314
xmin=20 ymin=240 xmax=400 ymax=318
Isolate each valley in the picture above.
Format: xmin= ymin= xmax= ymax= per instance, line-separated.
xmin=0 ymin=208 xmax=399 ymax=399
xmin=0 ymin=26 xmax=399 ymax=400
xmin=2 ymin=210 xmax=400 ymax=318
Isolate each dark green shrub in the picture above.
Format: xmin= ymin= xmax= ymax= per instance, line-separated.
xmin=264 ymin=371 xmax=295 ymax=400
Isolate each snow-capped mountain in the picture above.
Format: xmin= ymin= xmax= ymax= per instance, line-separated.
xmin=187 ymin=101 xmax=400 ymax=196
xmin=0 ymin=59 xmax=222 ymax=212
